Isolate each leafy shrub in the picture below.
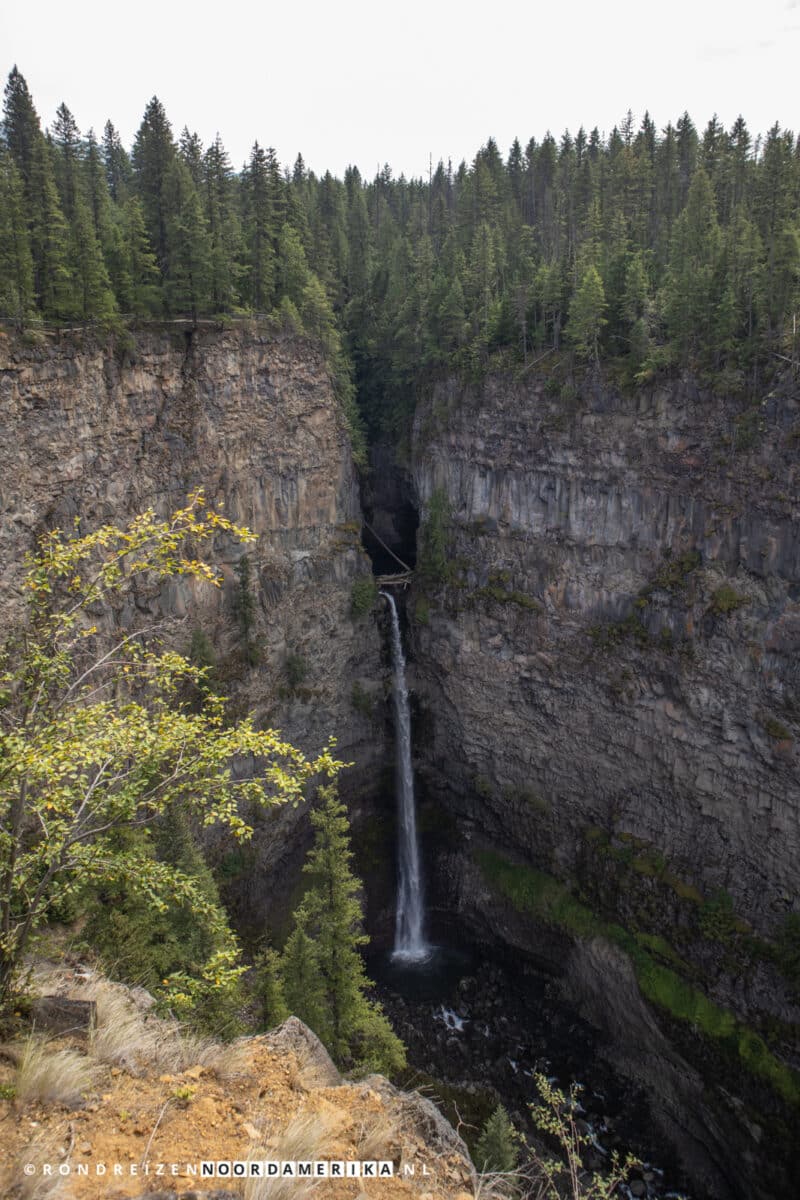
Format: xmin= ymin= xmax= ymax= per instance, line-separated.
xmin=651 ymin=548 xmax=701 ymax=592
xmin=761 ymin=715 xmax=792 ymax=741
xmin=285 ymin=652 xmax=307 ymax=689
xmin=710 ymin=584 xmax=748 ymax=615
xmin=350 ymin=575 xmax=378 ymax=617
xmin=774 ymin=914 xmax=800 ymax=991
xmin=416 ymin=488 xmax=452 ymax=586
xmin=699 ymin=889 xmax=738 ymax=944
xmin=589 ymin=611 xmax=650 ymax=651
xmin=350 ymin=680 xmax=373 ymax=717
xmin=530 ymin=1074 xmax=638 ymax=1198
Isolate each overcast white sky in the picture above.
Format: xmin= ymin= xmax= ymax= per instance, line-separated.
xmin=2 ymin=0 xmax=798 ymax=179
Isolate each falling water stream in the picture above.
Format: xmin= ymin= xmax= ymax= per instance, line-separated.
xmin=373 ymin=593 xmax=690 ymax=1198
xmin=382 ymin=591 xmax=430 ymax=962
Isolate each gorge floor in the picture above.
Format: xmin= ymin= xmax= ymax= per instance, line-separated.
xmin=369 ymin=943 xmax=694 ymax=1200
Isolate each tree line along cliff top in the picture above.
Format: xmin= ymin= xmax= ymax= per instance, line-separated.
xmin=1 ymin=65 xmax=799 ymax=441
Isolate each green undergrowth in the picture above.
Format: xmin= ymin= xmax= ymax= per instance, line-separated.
xmin=589 ymin=547 xmax=703 ymax=654
xmin=476 ymin=569 xmax=542 ymax=612
xmin=399 ymin=1069 xmax=496 ymax=1156
xmin=476 ymin=849 xmax=800 ymax=1107
xmin=709 ymin=584 xmax=749 ymax=615
xmin=645 ymin=549 xmax=702 ymax=595
xmin=350 ymin=575 xmax=378 ymax=617
xmin=477 ymin=585 xmax=542 ymax=611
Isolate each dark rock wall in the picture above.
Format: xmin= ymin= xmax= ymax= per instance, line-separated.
xmin=410 ymin=373 xmax=799 ymax=931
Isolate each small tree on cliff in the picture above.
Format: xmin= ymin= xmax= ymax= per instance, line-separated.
xmin=475 ymin=1104 xmax=520 ymax=1173
xmin=281 ymin=786 xmax=406 ymax=1075
xmin=0 ymin=494 xmax=341 ymax=1013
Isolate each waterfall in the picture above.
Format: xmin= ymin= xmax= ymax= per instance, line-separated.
xmin=382 ymin=591 xmax=430 ymax=962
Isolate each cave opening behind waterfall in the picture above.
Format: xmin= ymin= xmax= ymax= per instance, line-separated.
xmin=359 ymin=447 xmax=419 ymax=576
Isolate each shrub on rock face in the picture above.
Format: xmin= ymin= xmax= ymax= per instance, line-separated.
xmin=709 ymin=584 xmax=748 ymax=615
xmin=350 ymin=575 xmax=378 ymax=617
xmin=417 ymin=489 xmax=452 ymax=587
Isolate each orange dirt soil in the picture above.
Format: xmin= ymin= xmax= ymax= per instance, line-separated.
xmin=0 ymin=969 xmax=474 ymax=1200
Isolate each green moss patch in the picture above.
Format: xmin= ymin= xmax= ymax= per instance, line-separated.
xmin=476 ymin=849 xmax=800 ymax=1107
xmin=477 ymin=850 xmax=601 ymax=940
xmin=710 ymin=584 xmax=749 ymax=615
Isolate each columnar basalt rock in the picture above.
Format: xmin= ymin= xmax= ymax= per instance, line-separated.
xmin=410 ymin=373 xmax=799 ymax=933
xmin=406 ymin=371 xmax=800 ymax=1200
xmin=0 ymin=324 xmax=385 ymax=926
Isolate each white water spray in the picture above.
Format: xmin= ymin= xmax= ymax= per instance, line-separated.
xmin=382 ymin=591 xmax=430 ymax=962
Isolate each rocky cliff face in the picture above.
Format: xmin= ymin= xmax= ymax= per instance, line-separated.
xmin=0 ymin=324 xmax=385 ymax=928
xmin=410 ymin=372 xmax=798 ymax=930
xmin=406 ymin=371 xmax=800 ymax=1200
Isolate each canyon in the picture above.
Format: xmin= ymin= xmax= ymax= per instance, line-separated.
xmin=1 ymin=325 xmax=798 ymax=1199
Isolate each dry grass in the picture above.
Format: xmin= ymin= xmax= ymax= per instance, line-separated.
xmin=62 ymin=974 xmax=248 ymax=1077
xmin=473 ymin=1167 xmax=548 ymax=1200
xmin=356 ymin=1103 xmax=402 ymax=1161
xmin=13 ymin=1130 xmax=70 ymax=1200
xmin=15 ymin=1036 xmax=95 ymax=1106
xmin=244 ymin=1111 xmax=342 ymax=1200
xmin=25 ymin=963 xmax=254 ymax=1084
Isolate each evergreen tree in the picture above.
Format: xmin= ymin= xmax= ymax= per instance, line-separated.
xmin=132 ymin=96 xmax=175 ymax=270
xmin=51 ymin=101 xmax=83 ymax=220
xmin=203 ymin=134 xmax=243 ymax=310
xmin=2 ymin=67 xmax=40 ymax=187
xmin=663 ymin=165 xmax=721 ymax=363
xmin=566 ymin=264 xmax=607 ymax=362
xmin=179 ymin=127 xmax=204 ymax=184
xmin=280 ymin=785 xmax=406 ymax=1074
xmin=84 ymin=129 xmax=112 ymax=239
xmin=68 ymin=192 xmax=118 ymax=320
xmin=102 ymin=119 xmax=131 ymax=202
xmin=475 ymin=1105 xmax=520 ymax=1174
xmin=0 ymin=149 xmax=35 ymax=327
xmin=162 ymin=157 xmax=212 ymax=318
xmin=255 ymin=947 xmax=290 ymax=1030
xmin=109 ymin=196 xmax=161 ymax=314
xmin=622 ymin=249 xmax=653 ymax=371
xmin=241 ymin=142 xmax=277 ymax=311
xmin=28 ymin=136 xmax=72 ymax=317
xmin=281 ymin=927 xmax=326 ymax=1033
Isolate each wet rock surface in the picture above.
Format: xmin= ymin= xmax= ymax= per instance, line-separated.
xmin=371 ymin=951 xmax=693 ymax=1199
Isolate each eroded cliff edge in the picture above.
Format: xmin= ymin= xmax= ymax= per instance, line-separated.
xmin=0 ymin=324 xmax=385 ymax=931
xmin=407 ymin=371 xmax=800 ymax=1199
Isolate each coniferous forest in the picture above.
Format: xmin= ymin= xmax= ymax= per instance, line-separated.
xmin=2 ymin=56 xmax=800 ymax=1199
xmin=2 ymin=65 xmax=799 ymax=442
